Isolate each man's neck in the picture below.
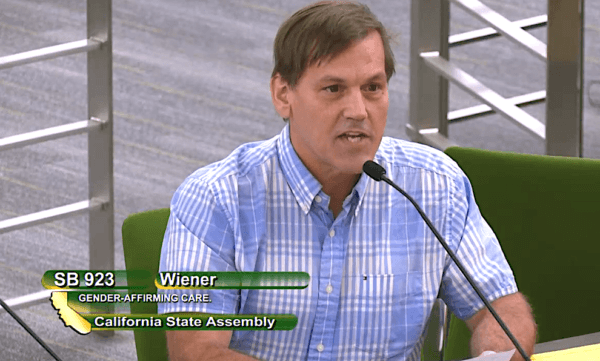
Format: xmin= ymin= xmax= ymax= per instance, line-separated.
xmin=320 ymin=173 xmax=361 ymax=218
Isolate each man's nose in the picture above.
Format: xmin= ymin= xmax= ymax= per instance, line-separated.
xmin=343 ymin=88 xmax=367 ymax=121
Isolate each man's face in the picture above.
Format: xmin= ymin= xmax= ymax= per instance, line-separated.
xmin=286 ymin=30 xmax=389 ymax=179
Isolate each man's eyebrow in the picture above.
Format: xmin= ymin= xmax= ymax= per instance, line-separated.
xmin=366 ymin=73 xmax=387 ymax=82
xmin=318 ymin=72 xmax=387 ymax=84
xmin=316 ymin=75 xmax=346 ymax=84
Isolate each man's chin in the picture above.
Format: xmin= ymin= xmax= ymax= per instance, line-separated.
xmin=329 ymin=151 xmax=376 ymax=176
xmin=340 ymin=160 xmax=371 ymax=176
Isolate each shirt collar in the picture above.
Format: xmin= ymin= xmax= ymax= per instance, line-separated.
xmin=277 ymin=123 xmax=373 ymax=216
xmin=277 ymin=123 xmax=322 ymax=215
xmin=352 ymin=170 xmax=370 ymax=217
xmin=352 ymin=146 xmax=388 ymax=216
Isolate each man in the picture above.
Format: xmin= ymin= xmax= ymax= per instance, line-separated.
xmin=158 ymin=1 xmax=537 ymax=360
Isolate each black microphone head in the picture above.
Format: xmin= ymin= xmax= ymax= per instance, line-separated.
xmin=363 ymin=160 xmax=386 ymax=181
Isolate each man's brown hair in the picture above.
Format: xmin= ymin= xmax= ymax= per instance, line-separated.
xmin=271 ymin=1 xmax=396 ymax=89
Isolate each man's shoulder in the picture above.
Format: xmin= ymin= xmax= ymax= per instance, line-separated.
xmin=176 ymin=135 xmax=279 ymax=198
xmin=377 ymin=137 xmax=463 ymax=179
xmin=193 ymin=136 xmax=277 ymax=180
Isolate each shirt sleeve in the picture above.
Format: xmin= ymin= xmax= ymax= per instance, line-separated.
xmin=439 ymin=169 xmax=518 ymax=320
xmin=157 ymin=175 xmax=240 ymax=314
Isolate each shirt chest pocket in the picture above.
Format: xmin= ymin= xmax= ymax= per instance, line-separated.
xmin=341 ymin=271 xmax=428 ymax=302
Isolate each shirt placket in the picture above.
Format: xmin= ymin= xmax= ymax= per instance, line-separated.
xmin=306 ymin=198 xmax=353 ymax=361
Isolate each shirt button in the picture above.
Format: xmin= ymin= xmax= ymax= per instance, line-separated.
xmin=317 ymin=343 xmax=324 ymax=352
xmin=326 ymin=284 xmax=333 ymax=294
xmin=329 ymin=229 xmax=335 ymax=237
xmin=315 ymin=195 xmax=322 ymax=203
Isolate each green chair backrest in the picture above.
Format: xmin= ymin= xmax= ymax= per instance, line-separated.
xmin=442 ymin=147 xmax=600 ymax=360
xmin=122 ymin=208 xmax=170 ymax=361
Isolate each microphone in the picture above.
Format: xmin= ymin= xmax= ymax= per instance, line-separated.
xmin=363 ymin=160 xmax=531 ymax=361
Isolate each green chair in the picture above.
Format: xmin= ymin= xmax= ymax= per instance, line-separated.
xmin=122 ymin=208 xmax=170 ymax=361
xmin=442 ymin=147 xmax=600 ymax=360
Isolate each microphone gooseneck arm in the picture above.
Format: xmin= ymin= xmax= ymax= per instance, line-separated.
xmin=363 ymin=160 xmax=531 ymax=361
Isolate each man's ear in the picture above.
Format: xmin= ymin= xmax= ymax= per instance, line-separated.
xmin=270 ymin=74 xmax=293 ymax=120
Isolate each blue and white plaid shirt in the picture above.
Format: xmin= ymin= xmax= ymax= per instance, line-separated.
xmin=158 ymin=123 xmax=517 ymax=361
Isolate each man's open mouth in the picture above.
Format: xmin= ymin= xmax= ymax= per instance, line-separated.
xmin=339 ymin=132 xmax=368 ymax=142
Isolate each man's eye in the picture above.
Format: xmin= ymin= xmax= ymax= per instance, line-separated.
xmin=324 ymin=85 xmax=339 ymax=93
xmin=366 ymin=84 xmax=381 ymax=92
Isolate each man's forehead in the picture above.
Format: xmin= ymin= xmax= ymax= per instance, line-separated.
xmin=312 ymin=32 xmax=384 ymax=72
xmin=307 ymin=56 xmax=387 ymax=84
